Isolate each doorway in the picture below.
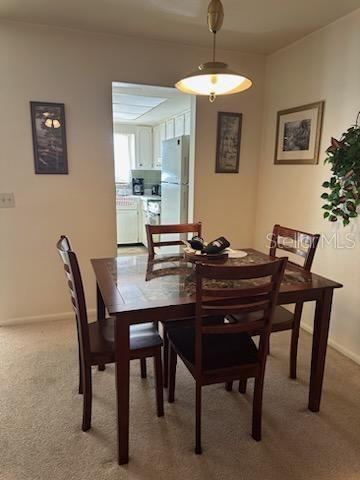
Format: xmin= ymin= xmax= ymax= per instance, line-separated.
xmin=111 ymin=82 xmax=196 ymax=255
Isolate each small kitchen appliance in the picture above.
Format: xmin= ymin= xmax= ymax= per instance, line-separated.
xmin=132 ymin=177 xmax=144 ymax=195
xmin=151 ymin=184 xmax=161 ymax=196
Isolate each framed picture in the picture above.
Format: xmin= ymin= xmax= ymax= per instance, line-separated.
xmin=274 ymin=101 xmax=324 ymax=165
xmin=215 ymin=112 xmax=242 ymax=173
xmin=30 ymin=101 xmax=68 ymax=174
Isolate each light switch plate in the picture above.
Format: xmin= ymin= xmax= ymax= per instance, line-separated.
xmin=0 ymin=193 xmax=15 ymax=208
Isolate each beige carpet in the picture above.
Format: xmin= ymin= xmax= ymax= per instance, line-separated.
xmin=1 ymin=319 xmax=360 ymax=480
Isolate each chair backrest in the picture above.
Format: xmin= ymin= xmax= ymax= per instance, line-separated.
xmin=194 ymin=258 xmax=287 ymax=375
xmin=56 ymin=235 xmax=90 ymax=361
xmin=269 ymin=224 xmax=320 ymax=271
xmin=146 ymin=222 xmax=202 ymax=259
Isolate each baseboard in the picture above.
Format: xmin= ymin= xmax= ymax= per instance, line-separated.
xmin=301 ymin=323 xmax=360 ymax=366
xmin=1 ymin=308 xmax=96 ymax=327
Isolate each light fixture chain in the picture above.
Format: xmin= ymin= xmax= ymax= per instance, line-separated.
xmin=212 ymin=32 xmax=216 ymax=62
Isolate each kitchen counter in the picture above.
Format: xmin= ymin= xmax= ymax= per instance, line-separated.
xmin=130 ymin=194 xmax=161 ymax=201
xmin=116 ymin=194 xmax=161 ymax=210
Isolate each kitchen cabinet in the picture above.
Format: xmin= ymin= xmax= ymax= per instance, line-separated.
xmin=174 ymin=115 xmax=185 ymax=137
xmin=184 ymin=111 xmax=191 ymax=135
xmin=138 ymin=200 xmax=147 ymax=246
xmin=135 ymin=126 xmax=153 ymax=169
xmin=152 ymin=125 xmax=162 ymax=169
xmin=166 ymin=118 xmax=175 ymax=139
xmin=117 ymin=209 xmax=139 ymax=244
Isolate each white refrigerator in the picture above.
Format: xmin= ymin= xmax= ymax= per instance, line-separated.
xmin=161 ymin=135 xmax=190 ymax=225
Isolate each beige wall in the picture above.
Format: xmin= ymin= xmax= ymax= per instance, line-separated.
xmin=0 ymin=21 xmax=265 ymax=322
xmin=254 ymin=10 xmax=360 ymax=362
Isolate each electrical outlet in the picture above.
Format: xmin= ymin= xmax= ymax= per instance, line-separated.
xmin=0 ymin=193 xmax=15 ymax=208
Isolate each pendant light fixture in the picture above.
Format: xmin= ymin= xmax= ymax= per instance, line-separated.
xmin=175 ymin=0 xmax=252 ymax=103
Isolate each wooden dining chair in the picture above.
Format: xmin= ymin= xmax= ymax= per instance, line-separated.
xmin=167 ymin=258 xmax=287 ymax=454
xmin=227 ymin=224 xmax=320 ymax=393
xmin=146 ymin=222 xmax=203 ymax=388
xmin=57 ymin=235 xmax=164 ymax=431
xmin=146 ymin=221 xmax=203 ymax=259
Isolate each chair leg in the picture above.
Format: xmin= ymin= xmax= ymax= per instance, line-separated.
xmin=290 ymin=303 xmax=303 ymax=379
xmin=195 ymin=382 xmax=202 ymax=454
xmin=168 ymin=344 xmax=177 ymax=403
xmin=78 ymin=348 xmax=83 ymax=395
xmin=154 ymin=351 xmax=164 ymax=417
xmin=225 ymin=381 xmax=233 ymax=391
xmin=163 ymin=326 xmax=169 ymax=388
xmin=98 ymin=364 xmax=105 ymax=371
xmin=252 ymin=375 xmax=264 ymax=442
xmin=239 ymin=379 xmax=247 ymax=394
xmin=82 ymin=364 xmax=92 ymax=431
xmin=140 ymin=358 xmax=147 ymax=379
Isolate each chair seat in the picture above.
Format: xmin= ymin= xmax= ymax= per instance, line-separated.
xmin=89 ymin=319 xmax=163 ymax=358
xmin=168 ymin=326 xmax=258 ymax=371
xmin=229 ymin=306 xmax=294 ymax=333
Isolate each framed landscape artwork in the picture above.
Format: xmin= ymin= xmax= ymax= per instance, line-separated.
xmin=30 ymin=101 xmax=68 ymax=174
xmin=274 ymin=101 xmax=324 ymax=165
xmin=215 ymin=112 xmax=242 ymax=173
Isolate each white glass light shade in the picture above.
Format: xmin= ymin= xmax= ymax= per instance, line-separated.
xmin=175 ymin=62 xmax=252 ymax=96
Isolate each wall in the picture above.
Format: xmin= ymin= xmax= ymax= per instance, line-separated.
xmin=0 ymin=21 xmax=265 ymax=323
xmin=254 ymin=10 xmax=360 ymax=362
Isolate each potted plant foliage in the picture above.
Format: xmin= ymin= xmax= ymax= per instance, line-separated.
xmin=322 ymin=113 xmax=360 ymax=226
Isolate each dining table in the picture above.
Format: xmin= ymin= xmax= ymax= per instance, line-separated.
xmin=91 ymin=248 xmax=342 ymax=465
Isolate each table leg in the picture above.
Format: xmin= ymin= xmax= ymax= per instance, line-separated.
xmin=97 ymin=283 xmax=106 ymax=321
xmin=97 ymin=283 xmax=106 ymax=371
xmin=308 ymin=289 xmax=333 ymax=412
xmin=115 ymin=317 xmax=130 ymax=465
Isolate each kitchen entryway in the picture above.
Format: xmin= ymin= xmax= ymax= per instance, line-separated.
xmin=112 ymin=82 xmax=195 ymax=255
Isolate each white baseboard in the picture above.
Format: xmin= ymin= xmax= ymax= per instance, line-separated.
xmin=1 ymin=309 xmax=96 ymax=326
xmin=301 ymin=323 xmax=360 ymax=366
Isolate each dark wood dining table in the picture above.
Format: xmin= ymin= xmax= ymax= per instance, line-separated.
xmin=91 ymin=249 xmax=342 ymax=465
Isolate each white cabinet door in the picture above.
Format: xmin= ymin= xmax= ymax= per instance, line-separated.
xmin=160 ymin=123 xmax=166 ymax=143
xmin=184 ymin=110 xmax=191 ymax=135
xmin=166 ymin=119 xmax=175 ymax=140
xmin=136 ymin=126 xmax=153 ymax=169
xmin=174 ymin=115 xmax=185 ymax=137
xmin=117 ymin=210 xmax=139 ymax=244
xmin=152 ymin=125 xmax=161 ymax=169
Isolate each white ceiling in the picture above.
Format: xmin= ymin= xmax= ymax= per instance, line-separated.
xmin=1 ymin=0 xmax=359 ymax=54
xmin=112 ymin=83 xmax=191 ymax=125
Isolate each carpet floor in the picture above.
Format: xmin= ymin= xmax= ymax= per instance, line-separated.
xmin=1 ymin=319 xmax=360 ymax=480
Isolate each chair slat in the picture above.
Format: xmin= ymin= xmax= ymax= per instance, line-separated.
xmin=197 ymin=261 xmax=279 ymax=280
xmin=202 ymin=300 xmax=270 ymax=316
xmin=153 ymin=240 xmax=184 ymax=248
xmin=202 ymin=282 xmax=274 ymax=298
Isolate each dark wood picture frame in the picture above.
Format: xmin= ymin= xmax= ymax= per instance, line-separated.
xmin=30 ymin=101 xmax=68 ymax=174
xmin=215 ymin=112 xmax=242 ymax=173
xmin=274 ymin=101 xmax=324 ymax=165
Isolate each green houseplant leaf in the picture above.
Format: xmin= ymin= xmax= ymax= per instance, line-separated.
xmin=321 ymin=114 xmax=360 ymax=226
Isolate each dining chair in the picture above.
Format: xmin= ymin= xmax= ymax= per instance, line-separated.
xmin=227 ymin=224 xmax=320 ymax=393
xmin=57 ymin=235 xmax=164 ymax=431
xmin=146 ymin=221 xmax=203 ymax=259
xmin=146 ymin=222 xmax=203 ymax=388
xmin=167 ymin=258 xmax=287 ymax=454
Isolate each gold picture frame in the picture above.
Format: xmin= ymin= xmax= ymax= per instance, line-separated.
xmin=274 ymin=101 xmax=324 ymax=165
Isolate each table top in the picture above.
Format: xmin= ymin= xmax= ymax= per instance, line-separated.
xmin=91 ymin=249 xmax=342 ymax=319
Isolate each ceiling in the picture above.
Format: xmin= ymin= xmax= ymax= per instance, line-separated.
xmin=1 ymin=0 xmax=359 ymax=54
xmin=112 ymin=83 xmax=191 ymax=125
